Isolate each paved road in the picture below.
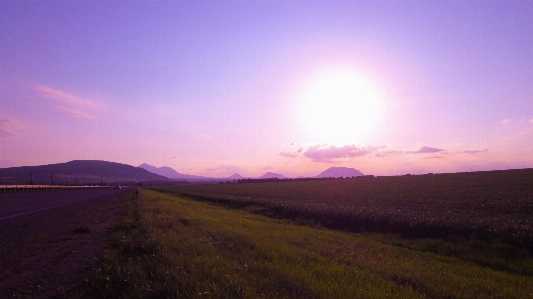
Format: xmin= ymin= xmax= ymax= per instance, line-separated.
xmin=0 ymin=188 xmax=123 ymax=221
xmin=0 ymin=188 xmax=132 ymax=298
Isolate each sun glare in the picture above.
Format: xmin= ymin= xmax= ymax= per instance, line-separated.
xmin=299 ymin=69 xmax=383 ymax=145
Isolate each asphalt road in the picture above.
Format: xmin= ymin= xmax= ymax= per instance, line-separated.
xmin=0 ymin=188 xmax=123 ymax=221
xmin=0 ymin=188 xmax=132 ymax=298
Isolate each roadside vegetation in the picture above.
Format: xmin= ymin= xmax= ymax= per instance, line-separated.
xmin=86 ymin=188 xmax=533 ymax=298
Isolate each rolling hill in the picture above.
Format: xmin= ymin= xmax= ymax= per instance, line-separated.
xmin=0 ymin=160 xmax=167 ymax=185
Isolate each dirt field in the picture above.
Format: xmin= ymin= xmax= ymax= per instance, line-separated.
xmin=0 ymin=188 xmax=133 ymax=298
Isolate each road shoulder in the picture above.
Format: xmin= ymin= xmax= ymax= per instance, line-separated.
xmin=0 ymin=189 xmax=134 ymax=298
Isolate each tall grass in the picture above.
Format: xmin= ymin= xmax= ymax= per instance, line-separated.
xmin=86 ymin=189 xmax=533 ymax=298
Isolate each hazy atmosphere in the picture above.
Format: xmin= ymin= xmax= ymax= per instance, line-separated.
xmin=1 ymin=1 xmax=532 ymax=177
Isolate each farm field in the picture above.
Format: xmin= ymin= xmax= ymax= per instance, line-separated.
xmin=154 ymin=169 xmax=533 ymax=252
xmin=87 ymin=188 xmax=533 ymax=298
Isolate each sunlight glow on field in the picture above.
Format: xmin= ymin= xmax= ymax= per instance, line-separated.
xmin=299 ymin=69 xmax=383 ymax=145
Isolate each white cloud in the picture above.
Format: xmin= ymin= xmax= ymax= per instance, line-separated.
xmin=499 ymin=118 xmax=511 ymax=124
xmin=303 ymin=144 xmax=373 ymax=162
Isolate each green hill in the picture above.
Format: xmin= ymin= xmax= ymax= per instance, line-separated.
xmin=0 ymin=160 xmax=167 ymax=185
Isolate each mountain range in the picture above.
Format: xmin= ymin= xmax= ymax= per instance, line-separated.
xmin=138 ymin=164 xmax=289 ymax=180
xmin=138 ymin=163 xmax=210 ymax=180
xmin=0 ymin=160 xmax=365 ymax=185
xmin=0 ymin=160 xmax=167 ymax=185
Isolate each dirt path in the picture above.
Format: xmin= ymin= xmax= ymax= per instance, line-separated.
xmin=0 ymin=188 xmax=134 ymax=298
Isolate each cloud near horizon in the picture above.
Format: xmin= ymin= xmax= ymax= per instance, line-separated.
xmin=205 ymin=164 xmax=244 ymax=174
xmin=375 ymin=149 xmax=402 ymax=157
xmin=280 ymin=151 xmax=298 ymax=158
xmin=407 ymin=146 xmax=444 ymax=154
xmin=279 ymin=146 xmax=304 ymax=158
xmin=462 ymin=149 xmax=489 ymax=154
xmin=0 ymin=118 xmax=21 ymax=138
xmin=303 ymin=144 xmax=373 ymax=162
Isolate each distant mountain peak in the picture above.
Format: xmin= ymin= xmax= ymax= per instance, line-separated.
xmin=228 ymin=173 xmax=244 ymax=179
xmin=316 ymin=167 xmax=364 ymax=178
xmin=138 ymin=163 xmax=209 ymax=180
xmin=259 ymin=172 xmax=286 ymax=179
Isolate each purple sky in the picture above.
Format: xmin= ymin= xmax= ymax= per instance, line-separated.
xmin=1 ymin=1 xmax=532 ymax=177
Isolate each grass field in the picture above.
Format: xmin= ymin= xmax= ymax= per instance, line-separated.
xmin=155 ymin=169 xmax=533 ymax=251
xmin=86 ymin=187 xmax=533 ymax=298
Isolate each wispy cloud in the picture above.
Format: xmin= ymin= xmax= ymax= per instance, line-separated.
xmin=529 ymin=119 xmax=533 ymax=124
xmin=0 ymin=118 xmax=21 ymax=138
xmin=280 ymin=151 xmax=298 ymax=158
xmin=35 ymin=85 xmax=104 ymax=119
xmin=55 ymin=106 xmax=96 ymax=120
xmin=303 ymin=144 xmax=373 ymax=162
xmin=35 ymin=85 xmax=103 ymax=109
xmin=462 ymin=149 xmax=489 ymax=154
xmin=499 ymin=118 xmax=511 ymax=124
xmin=407 ymin=146 xmax=443 ymax=154
xmin=375 ymin=150 xmax=402 ymax=157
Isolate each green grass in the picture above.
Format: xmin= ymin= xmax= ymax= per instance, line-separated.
xmin=154 ymin=170 xmax=533 ymax=247
xmin=152 ymin=169 xmax=533 ymax=275
xmin=85 ymin=189 xmax=533 ymax=298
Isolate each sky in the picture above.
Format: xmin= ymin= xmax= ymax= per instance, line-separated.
xmin=1 ymin=1 xmax=533 ymax=178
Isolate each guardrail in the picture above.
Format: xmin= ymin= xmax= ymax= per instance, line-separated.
xmin=0 ymin=185 xmax=113 ymax=194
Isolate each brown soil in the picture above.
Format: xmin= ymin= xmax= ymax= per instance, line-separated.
xmin=0 ymin=188 xmax=134 ymax=298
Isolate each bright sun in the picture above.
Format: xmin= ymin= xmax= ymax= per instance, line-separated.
xmin=299 ymin=69 xmax=383 ymax=145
